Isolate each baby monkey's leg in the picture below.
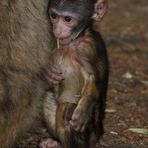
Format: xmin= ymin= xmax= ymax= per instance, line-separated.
xmin=40 ymin=92 xmax=61 ymax=148
xmin=56 ymin=102 xmax=89 ymax=148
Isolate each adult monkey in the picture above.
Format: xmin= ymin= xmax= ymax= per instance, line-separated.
xmin=0 ymin=0 xmax=63 ymax=147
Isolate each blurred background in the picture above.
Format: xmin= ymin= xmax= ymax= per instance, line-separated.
xmin=19 ymin=0 xmax=148 ymax=147
xmin=98 ymin=0 xmax=148 ymax=147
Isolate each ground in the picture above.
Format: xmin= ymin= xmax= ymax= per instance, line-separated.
xmin=18 ymin=0 xmax=148 ymax=147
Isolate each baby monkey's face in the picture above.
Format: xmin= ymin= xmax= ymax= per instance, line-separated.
xmin=49 ymin=8 xmax=79 ymax=45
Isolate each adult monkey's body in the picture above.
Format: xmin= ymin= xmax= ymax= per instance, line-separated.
xmin=40 ymin=0 xmax=109 ymax=148
xmin=0 ymin=0 xmax=61 ymax=147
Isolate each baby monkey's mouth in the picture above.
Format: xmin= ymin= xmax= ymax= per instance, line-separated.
xmin=58 ymin=33 xmax=80 ymax=46
xmin=59 ymin=36 xmax=73 ymax=45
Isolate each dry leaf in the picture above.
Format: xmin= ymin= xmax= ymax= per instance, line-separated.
xmin=128 ymin=128 xmax=148 ymax=135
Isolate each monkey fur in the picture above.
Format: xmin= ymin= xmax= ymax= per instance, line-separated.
xmin=0 ymin=0 xmax=55 ymax=147
xmin=41 ymin=0 xmax=109 ymax=148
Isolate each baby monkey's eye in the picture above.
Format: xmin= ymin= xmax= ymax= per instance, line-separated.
xmin=50 ymin=13 xmax=57 ymax=19
xmin=64 ymin=16 xmax=72 ymax=22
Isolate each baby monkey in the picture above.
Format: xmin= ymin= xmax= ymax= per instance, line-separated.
xmin=40 ymin=0 xmax=109 ymax=148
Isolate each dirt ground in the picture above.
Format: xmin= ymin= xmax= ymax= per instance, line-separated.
xmin=18 ymin=0 xmax=148 ymax=147
xmin=99 ymin=0 xmax=148 ymax=147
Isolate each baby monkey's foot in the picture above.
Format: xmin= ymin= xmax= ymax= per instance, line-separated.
xmin=39 ymin=138 xmax=62 ymax=148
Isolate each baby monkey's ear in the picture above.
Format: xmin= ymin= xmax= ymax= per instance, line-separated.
xmin=92 ymin=0 xmax=107 ymax=22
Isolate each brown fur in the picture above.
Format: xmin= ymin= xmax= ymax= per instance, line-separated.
xmin=43 ymin=27 xmax=109 ymax=148
xmin=40 ymin=0 xmax=109 ymax=147
xmin=0 ymin=0 xmax=55 ymax=147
